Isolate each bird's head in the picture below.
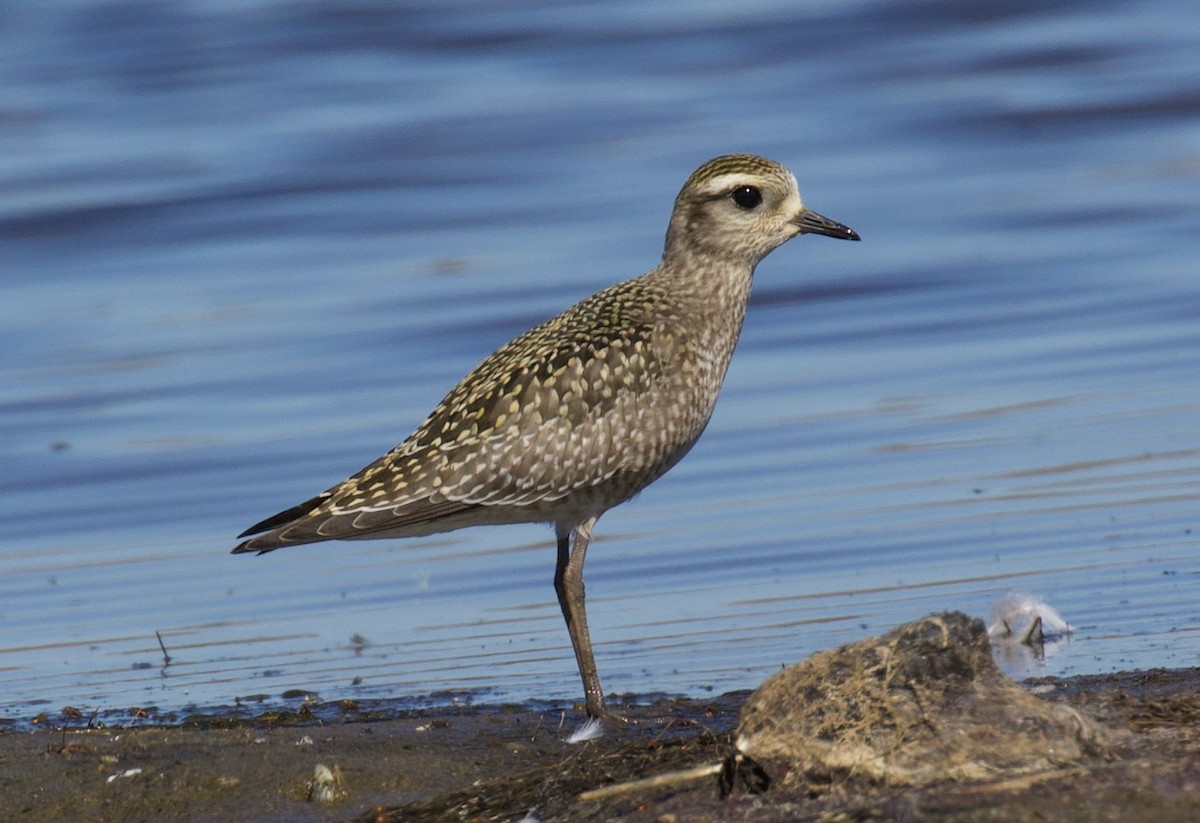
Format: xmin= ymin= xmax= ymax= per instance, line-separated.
xmin=664 ymin=153 xmax=859 ymax=267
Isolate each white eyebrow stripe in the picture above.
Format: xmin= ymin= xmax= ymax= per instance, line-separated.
xmin=692 ymin=170 xmax=804 ymax=209
xmin=693 ymin=172 xmax=761 ymax=197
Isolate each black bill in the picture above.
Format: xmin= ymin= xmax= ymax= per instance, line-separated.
xmin=795 ymin=209 xmax=860 ymax=241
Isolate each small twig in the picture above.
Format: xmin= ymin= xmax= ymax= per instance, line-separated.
xmin=972 ymin=767 xmax=1083 ymax=795
xmin=1021 ymin=615 xmax=1045 ymax=647
xmin=578 ymin=762 xmax=723 ymax=802
xmin=529 ymin=713 xmax=545 ymax=742
xmin=155 ymin=631 xmax=172 ymax=666
xmin=648 ymin=715 xmax=677 ymax=745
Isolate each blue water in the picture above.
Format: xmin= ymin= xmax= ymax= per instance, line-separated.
xmin=2 ymin=0 xmax=1198 ymax=717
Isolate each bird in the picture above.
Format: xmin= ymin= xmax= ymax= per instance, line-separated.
xmin=233 ymin=154 xmax=859 ymax=719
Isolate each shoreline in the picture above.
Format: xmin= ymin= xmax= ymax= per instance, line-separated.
xmin=3 ymin=666 xmax=1200 ymax=821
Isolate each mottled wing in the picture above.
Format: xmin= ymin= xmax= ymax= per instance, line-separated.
xmin=234 ymin=277 xmax=680 ymax=553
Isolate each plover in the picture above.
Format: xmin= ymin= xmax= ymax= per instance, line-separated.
xmin=234 ymin=154 xmax=859 ymax=718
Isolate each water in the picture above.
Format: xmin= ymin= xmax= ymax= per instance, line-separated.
xmin=2 ymin=0 xmax=1198 ymax=717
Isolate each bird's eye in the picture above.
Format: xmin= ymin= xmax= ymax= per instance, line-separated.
xmin=731 ymin=185 xmax=762 ymax=209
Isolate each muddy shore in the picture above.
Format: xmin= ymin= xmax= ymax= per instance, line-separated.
xmin=3 ymin=663 xmax=1200 ymax=822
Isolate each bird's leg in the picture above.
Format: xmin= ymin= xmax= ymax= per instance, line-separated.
xmin=554 ymin=518 xmax=606 ymax=718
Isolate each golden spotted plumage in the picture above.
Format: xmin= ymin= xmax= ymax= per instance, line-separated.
xmin=234 ymin=154 xmax=859 ymax=717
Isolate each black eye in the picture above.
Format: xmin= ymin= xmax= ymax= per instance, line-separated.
xmin=731 ymin=185 xmax=762 ymax=209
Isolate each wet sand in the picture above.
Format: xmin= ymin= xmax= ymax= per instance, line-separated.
xmin=3 ymin=666 xmax=1200 ymax=822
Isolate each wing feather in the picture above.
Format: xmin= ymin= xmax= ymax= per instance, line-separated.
xmin=232 ymin=277 xmax=686 ymax=554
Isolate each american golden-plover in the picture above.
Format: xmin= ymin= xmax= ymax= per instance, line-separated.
xmin=234 ymin=154 xmax=859 ymax=718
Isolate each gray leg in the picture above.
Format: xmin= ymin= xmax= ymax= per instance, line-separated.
xmin=554 ymin=517 xmax=606 ymax=718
